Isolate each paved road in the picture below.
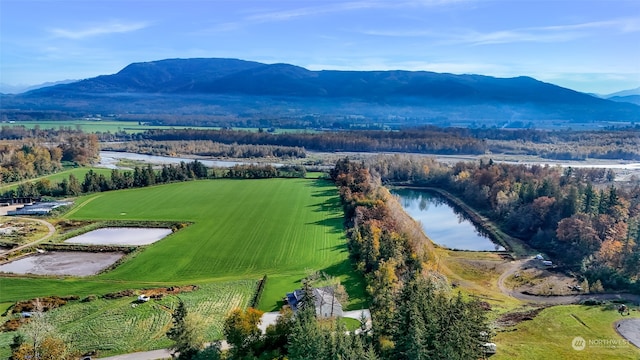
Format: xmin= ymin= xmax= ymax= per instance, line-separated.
xmin=615 ymin=318 xmax=640 ymax=349
xmin=98 ymin=349 xmax=173 ymax=360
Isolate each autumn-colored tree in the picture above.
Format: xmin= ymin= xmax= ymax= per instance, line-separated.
xmin=223 ymin=307 xmax=264 ymax=358
xmin=556 ymin=214 xmax=601 ymax=264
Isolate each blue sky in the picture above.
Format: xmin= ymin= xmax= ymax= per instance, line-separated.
xmin=1 ymin=0 xmax=639 ymax=94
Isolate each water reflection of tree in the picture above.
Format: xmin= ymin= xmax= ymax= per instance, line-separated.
xmin=394 ymin=188 xmax=503 ymax=250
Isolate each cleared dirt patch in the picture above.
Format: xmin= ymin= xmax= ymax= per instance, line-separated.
xmin=64 ymin=227 xmax=172 ymax=246
xmin=496 ymin=306 xmax=547 ymax=327
xmin=0 ymin=251 xmax=124 ymax=276
xmin=505 ymin=258 xmax=579 ymax=296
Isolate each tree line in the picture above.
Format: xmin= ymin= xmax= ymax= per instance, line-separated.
xmin=109 ymin=126 xmax=640 ymax=160
xmin=131 ymin=127 xmax=488 ymax=155
xmin=366 ymin=154 xmax=640 ymax=292
xmin=2 ymin=162 xmax=306 ymax=199
xmin=101 ymin=140 xmax=307 ymax=159
xmin=0 ymin=131 xmax=100 ymax=184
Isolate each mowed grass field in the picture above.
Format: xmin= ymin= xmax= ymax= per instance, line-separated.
xmin=0 ymin=178 xmax=366 ymax=311
xmin=493 ymin=304 xmax=640 ymax=359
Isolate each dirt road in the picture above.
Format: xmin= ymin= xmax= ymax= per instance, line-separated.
xmin=1 ymin=216 xmax=56 ymax=260
xmin=497 ymin=257 xmax=640 ymax=305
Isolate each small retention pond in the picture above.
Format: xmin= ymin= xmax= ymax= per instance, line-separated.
xmin=64 ymin=227 xmax=173 ymax=246
xmin=0 ymin=251 xmax=124 ymax=276
xmin=393 ymin=189 xmax=505 ymax=252
xmin=0 ymin=228 xmax=172 ymax=276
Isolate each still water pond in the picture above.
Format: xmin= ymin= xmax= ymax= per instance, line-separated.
xmin=65 ymin=227 xmax=173 ymax=246
xmin=393 ymin=189 xmax=505 ymax=251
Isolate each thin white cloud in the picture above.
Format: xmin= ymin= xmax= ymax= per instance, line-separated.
xmin=541 ymin=18 xmax=640 ymax=33
xmin=246 ymin=0 xmax=470 ymax=23
xmin=50 ymin=21 xmax=149 ymax=39
xmin=359 ymin=17 xmax=640 ymax=45
xmin=196 ymin=0 xmax=470 ymax=35
xmin=466 ymin=17 xmax=640 ymax=45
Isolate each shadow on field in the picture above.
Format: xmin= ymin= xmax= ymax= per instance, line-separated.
xmin=309 ymin=194 xmax=342 ymax=213
xmin=310 ymin=216 xmax=345 ymax=234
xmin=307 ymin=179 xmax=337 ymax=195
xmin=321 ymin=258 xmax=369 ymax=310
xmin=322 ymin=243 xmax=349 ymax=253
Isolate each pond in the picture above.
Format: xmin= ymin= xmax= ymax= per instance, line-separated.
xmin=392 ymin=189 xmax=505 ymax=251
xmin=0 ymin=251 xmax=124 ymax=276
xmin=64 ymin=227 xmax=173 ymax=246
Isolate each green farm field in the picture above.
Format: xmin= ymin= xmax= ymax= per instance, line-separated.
xmin=0 ymin=178 xmax=366 ymax=310
xmin=2 ymin=120 xmax=314 ymax=134
xmin=2 ymin=120 xmax=216 ymax=133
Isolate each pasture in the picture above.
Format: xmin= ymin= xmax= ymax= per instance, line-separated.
xmin=0 ymin=178 xmax=366 ymax=310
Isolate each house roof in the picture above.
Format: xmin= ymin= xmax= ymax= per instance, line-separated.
xmin=285 ymin=286 xmax=343 ymax=318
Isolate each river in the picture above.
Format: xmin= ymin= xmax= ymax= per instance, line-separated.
xmin=97 ymin=151 xmax=283 ymax=169
xmin=393 ymin=188 xmax=505 ymax=252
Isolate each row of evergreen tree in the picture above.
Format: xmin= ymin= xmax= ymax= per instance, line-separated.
xmin=2 ymin=162 xmax=306 ymax=199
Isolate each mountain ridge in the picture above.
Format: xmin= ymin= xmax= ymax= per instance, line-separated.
xmin=26 ymin=58 xmax=608 ymax=105
xmin=4 ymin=58 xmax=639 ymax=126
